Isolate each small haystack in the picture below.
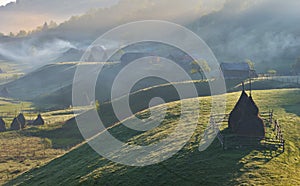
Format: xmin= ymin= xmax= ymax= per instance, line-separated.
xmin=0 ymin=117 xmax=6 ymax=132
xmin=10 ymin=113 xmax=26 ymax=130
xmin=33 ymin=114 xmax=44 ymax=126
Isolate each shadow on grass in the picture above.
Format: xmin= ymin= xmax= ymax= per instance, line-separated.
xmin=6 ymin=127 xmax=284 ymax=186
xmin=21 ymin=121 xmax=83 ymax=149
xmin=283 ymin=104 xmax=300 ymax=116
xmin=278 ymin=89 xmax=300 ymax=116
xmin=156 ymin=139 xmax=281 ymax=185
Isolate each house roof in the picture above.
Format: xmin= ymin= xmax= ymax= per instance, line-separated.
xmin=220 ymin=62 xmax=250 ymax=71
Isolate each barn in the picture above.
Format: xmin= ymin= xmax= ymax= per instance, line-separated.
xmin=220 ymin=62 xmax=258 ymax=79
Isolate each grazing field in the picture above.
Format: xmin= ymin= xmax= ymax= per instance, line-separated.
xmin=35 ymin=77 xmax=300 ymax=110
xmin=6 ymin=89 xmax=300 ymax=186
xmin=0 ymin=98 xmax=33 ymax=127
xmin=0 ymin=100 xmax=84 ymax=185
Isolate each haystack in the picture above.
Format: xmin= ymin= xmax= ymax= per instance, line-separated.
xmin=0 ymin=117 xmax=6 ymax=132
xmin=10 ymin=113 xmax=26 ymax=130
xmin=33 ymin=114 xmax=45 ymax=126
xmin=228 ymin=84 xmax=265 ymax=138
xmin=10 ymin=117 xmax=21 ymax=130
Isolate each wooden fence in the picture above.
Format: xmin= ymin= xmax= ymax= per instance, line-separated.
xmin=209 ymin=110 xmax=285 ymax=152
xmin=255 ymin=75 xmax=300 ymax=84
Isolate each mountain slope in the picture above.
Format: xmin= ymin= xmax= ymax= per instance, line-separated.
xmin=2 ymin=0 xmax=300 ymax=73
xmin=0 ymin=62 xmax=122 ymax=102
xmin=42 ymin=0 xmax=300 ymax=73
xmin=188 ymin=0 xmax=300 ymax=73
xmin=0 ymin=62 xmax=77 ymax=100
xmin=7 ymin=89 xmax=300 ymax=185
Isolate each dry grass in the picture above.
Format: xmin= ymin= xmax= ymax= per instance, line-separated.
xmin=0 ymin=98 xmax=86 ymax=185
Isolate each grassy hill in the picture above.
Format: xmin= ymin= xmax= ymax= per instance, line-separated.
xmin=0 ymin=99 xmax=85 ymax=185
xmin=4 ymin=59 xmax=299 ymax=111
xmin=0 ymin=62 xmax=123 ymax=103
xmin=0 ymin=62 xmax=78 ymax=100
xmin=231 ymin=79 xmax=300 ymax=92
xmin=34 ymin=73 xmax=300 ymax=110
xmin=6 ymin=89 xmax=300 ymax=185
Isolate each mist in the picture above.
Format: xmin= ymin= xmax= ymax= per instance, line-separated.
xmin=1 ymin=0 xmax=300 ymax=73
xmin=0 ymin=0 xmax=120 ymax=34
xmin=189 ymin=0 xmax=300 ymax=72
xmin=0 ymin=38 xmax=76 ymax=67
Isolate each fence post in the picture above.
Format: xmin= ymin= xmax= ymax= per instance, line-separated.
xmin=223 ymin=136 xmax=226 ymax=150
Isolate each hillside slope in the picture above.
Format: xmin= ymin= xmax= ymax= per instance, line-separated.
xmin=7 ymin=89 xmax=300 ymax=185
xmin=0 ymin=62 xmax=119 ymax=102
xmin=0 ymin=62 xmax=77 ymax=100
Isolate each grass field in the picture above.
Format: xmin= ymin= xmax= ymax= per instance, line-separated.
xmin=0 ymin=100 xmax=85 ymax=185
xmin=5 ymin=89 xmax=300 ymax=186
xmin=35 ymin=77 xmax=300 ymax=110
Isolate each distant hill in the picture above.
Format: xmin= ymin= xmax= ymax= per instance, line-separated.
xmin=0 ymin=62 xmax=77 ymax=100
xmin=2 ymin=60 xmax=200 ymax=107
xmin=1 ymin=0 xmax=300 ymax=73
xmin=53 ymin=48 xmax=84 ymax=63
xmin=39 ymin=0 xmax=300 ymax=74
xmin=187 ymin=0 xmax=300 ymax=73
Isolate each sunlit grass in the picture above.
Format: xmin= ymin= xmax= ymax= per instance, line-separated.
xmin=0 ymin=99 xmax=83 ymax=185
xmin=6 ymin=89 xmax=300 ymax=186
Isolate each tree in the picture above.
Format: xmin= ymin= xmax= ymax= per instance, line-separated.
xmin=9 ymin=32 xmax=15 ymax=37
xmin=267 ymin=69 xmax=277 ymax=76
xmin=292 ymin=57 xmax=300 ymax=74
xmin=42 ymin=138 xmax=52 ymax=156
xmin=95 ymin=100 xmax=100 ymax=111
xmin=16 ymin=30 xmax=27 ymax=37
xmin=48 ymin=21 xmax=57 ymax=29
xmin=42 ymin=22 xmax=48 ymax=31
xmin=190 ymin=59 xmax=211 ymax=80
xmin=245 ymin=59 xmax=255 ymax=70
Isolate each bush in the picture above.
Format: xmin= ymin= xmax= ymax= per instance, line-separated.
xmin=42 ymin=138 xmax=52 ymax=149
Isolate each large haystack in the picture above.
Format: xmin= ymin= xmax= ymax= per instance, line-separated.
xmin=228 ymin=87 xmax=265 ymax=138
xmin=33 ymin=114 xmax=45 ymax=126
xmin=0 ymin=117 xmax=6 ymax=132
xmin=17 ymin=113 xmax=26 ymax=129
xmin=10 ymin=113 xmax=26 ymax=130
xmin=10 ymin=117 xmax=21 ymax=130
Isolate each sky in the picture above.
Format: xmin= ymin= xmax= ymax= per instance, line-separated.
xmin=0 ymin=0 xmax=231 ymax=34
xmin=0 ymin=0 xmax=290 ymax=35
xmin=0 ymin=0 xmax=15 ymax=6
xmin=0 ymin=0 xmax=120 ymax=34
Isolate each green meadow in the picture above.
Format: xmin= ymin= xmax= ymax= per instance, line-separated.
xmin=3 ymin=88 xmax=299 ymax=186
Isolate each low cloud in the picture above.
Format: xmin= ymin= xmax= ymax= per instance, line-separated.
xmin=0 ymin=38 xmax=75 ymax=65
